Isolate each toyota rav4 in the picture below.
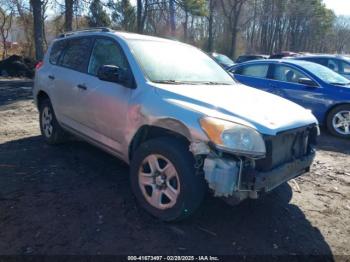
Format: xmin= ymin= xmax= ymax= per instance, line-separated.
xmin=33 ymin=28 xmax=319 ymax=221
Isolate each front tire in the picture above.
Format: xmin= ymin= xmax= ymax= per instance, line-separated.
xmin=130 ymin=137 xmax=206 ymax=221
xmin=326 ymin=105 xmax=350 ymax=138
xmin=39 ymin=98 xmax=67 ymax=144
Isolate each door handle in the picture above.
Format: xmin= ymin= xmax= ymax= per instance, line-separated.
xmin=77 ymin=84 xmax=87 ymax=90
xmin=48 ymin=75 xmax=55 ymax=80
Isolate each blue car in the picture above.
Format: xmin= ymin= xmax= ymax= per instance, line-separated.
xmin=293 ymin=55 xmax=350 ymax=80
xmin=229 ymin=60 xmax=350 ymax=138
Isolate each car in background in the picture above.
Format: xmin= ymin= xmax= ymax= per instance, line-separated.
xmin=210 ymin=52 xmax=235 ymax=69
xmin=294 ymin=55 xmax=350 ymax=80
xmin=229 ymin=60 xmax=350 ymax=138
xmin=269 ymin=51 xmax=299 ymax=59
xmin=235 ymin=54 xmax=268 ymax=64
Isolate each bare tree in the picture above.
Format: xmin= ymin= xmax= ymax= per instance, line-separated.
xmin=10 ymin=0 xmax=34 ymax=57
xmin=30 ymin=0 xmax=44 ymax=60
xmin=206 ymin=0 xmax=216 ymax=52
xmin=169 ymin=0 xmax=175 ymax=36
xmin=220 ymin=0 xmax=248 ymax=58
xmin=0 ymin=5 xmax=14 ymax=59
xmin=332 ymin=16 xmax=350 ymax=53
xmin=137 ymin=0 xmax=149 ymax=33
xmin=65 ymin=0 xmax=73 ymax=31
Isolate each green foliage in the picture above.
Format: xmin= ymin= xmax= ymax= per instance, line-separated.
xmin=87 ymin=0 xmax=111 ymax=28
xmin=177 ymin=0 xmax=208 ymax=17
xmin=108 ymin=0 xmax=136 ymax=31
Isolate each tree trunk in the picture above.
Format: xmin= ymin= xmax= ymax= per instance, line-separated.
xmin=231 ymin=29 xmax=237 ymax=58
xmin=183 ymin=11 xmax=188 ymax=42
xmin=230 ymin=14 xmax=240 ymax=58
xmin=31 ymin=0 xmax=44 ymax=60
xmin=65 ymin=0 xmax=73 ymax=31
xmin=207 ymin=0 xmax=214 ymax=52
xmin=169 ymin=0 xmax=176 ymax=36
xmin=249 ymin=0 xmax=257 ymax=51
xmin=137 ymin=0 xmax=142 ymax=33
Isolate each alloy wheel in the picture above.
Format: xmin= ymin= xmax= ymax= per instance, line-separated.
xmin=138 ymin=154 xmax=180 ymax=210
xmin=332 ymin=110 xmax=350 ymax=135
xmin=41 ymin=106 xmax=53 ymax=138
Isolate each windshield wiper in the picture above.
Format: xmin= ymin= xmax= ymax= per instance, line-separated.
xmin=329 ymin=82 xmax=350 ymax=86
xmin=152 ymin=80 xmax=185 ymax=85
xmin=152 ymin=80 xmax=231 ymax=85
xmin=200 ymin=81 xmax=231 ymax=85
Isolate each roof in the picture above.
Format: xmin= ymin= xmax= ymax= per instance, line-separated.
xmin=237 ymin=54 xmax=269 ymax=57
xmin=232 ymin=59 xmax=316 ymax=67
xmin=295 ymin=54 xmax=349 ymax=60
xmin=114 ymin=31 xmax=175 ymax=42
xmin=57 ymin=27 xmax=176 ymax=44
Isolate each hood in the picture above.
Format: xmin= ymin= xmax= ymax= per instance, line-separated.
xmin=154 ymin=83 xmax=317 ymax=136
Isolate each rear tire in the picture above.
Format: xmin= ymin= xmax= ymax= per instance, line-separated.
xmin=39 ymin=98 xmax=67 ymax=144
xmin=130 ymin=137 xmax=206 ymax=221
xmin=326 ymin=104 xmax=350 ymax=138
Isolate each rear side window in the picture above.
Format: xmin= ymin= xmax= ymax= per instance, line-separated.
xmin=305 ymin=57 xmax=327 ymax=66
xmin=236 ymin=64 xmax=269 ymax=78
xmin=60 ymin=37 xmax=94 ymax=72
xmin=339 ymin=60 xmax=350 ymax=74
xmin=49 ymin=40 xmax=66 ymax=65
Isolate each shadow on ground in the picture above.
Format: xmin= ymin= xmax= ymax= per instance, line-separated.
xmin=316 ymin=129 xmax=350 ymax=155
xmin=0 ymin=135 xmax=333 ymax=256
xmin=0 ymin=80 xmax=33 ymax=106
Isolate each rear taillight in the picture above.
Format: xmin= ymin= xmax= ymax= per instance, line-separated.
xmin=35 ymin=61 xmax=43 ymax=70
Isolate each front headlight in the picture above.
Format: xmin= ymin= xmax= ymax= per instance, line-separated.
xmin=200 ymin=117 xmax=266 ymax=157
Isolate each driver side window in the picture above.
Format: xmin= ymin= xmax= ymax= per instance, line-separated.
xmin=272 ymin=65 xmax=307 ymax=84
xmin=339 ymin=60 xmax=350 ymax=74
xmin=327 ymin=59 xmax=340 ymax=73
xmin=88 ymin=38 xmax=128 ymax=76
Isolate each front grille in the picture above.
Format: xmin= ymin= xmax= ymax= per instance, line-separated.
xmin=255 ymin=125 xmax=317 ymax=172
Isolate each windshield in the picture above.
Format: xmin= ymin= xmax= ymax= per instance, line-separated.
xmin=128 ymin=40 xmax=235 ymax=84
xmin=302 ymin=62 xmax=350 ymax=85
xmin=212 ymin=53 xmax=234 ymax=66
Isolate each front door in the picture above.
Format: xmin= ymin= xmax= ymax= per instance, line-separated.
xmin=268 ymin=64 xmax=327 ymax=120
xmin=77 ymin=37 xmax=133 ymax=154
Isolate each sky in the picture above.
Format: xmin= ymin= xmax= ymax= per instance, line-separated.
xmin=323 ymin=0 xmax=350 ymax=16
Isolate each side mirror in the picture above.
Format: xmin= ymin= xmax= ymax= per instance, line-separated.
xmin=97 ymin=65 xmax=127 ymax=84
xmin=298 ymin=77 xmax=318 ymax=87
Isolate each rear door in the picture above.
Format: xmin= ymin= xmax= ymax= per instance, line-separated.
xmin=232 ymin=63 xmax=271 ymax=91
xmin=50 ymin=37 xmax=94 ymax=129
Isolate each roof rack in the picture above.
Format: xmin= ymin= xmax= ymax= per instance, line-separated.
xmin=58 ymin=27 xmax=113 ymax=38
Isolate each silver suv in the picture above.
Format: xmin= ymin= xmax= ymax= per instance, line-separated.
xmin=33 ymin=28 xmax=319 ymax=221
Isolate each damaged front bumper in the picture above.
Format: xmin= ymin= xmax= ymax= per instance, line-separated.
xmin=192 ymin=124 xmax=318 ymax=203
xmin=253 ymin=152 xmax=314 ymax=192
xmin=202 ymin=149 xmax=315 ymax=202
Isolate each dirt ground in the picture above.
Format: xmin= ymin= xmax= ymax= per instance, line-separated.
xmin=0 ymin=79 xmax=349 ymax=256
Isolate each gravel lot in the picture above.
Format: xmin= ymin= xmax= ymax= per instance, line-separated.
xmin=0 ymin=79 xmax=349 ymax=256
